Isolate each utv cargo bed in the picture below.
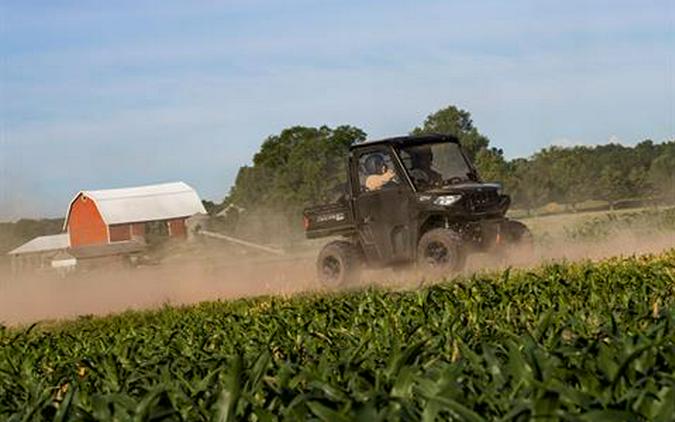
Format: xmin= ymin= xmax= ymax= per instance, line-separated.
xmin=303 ymin=202 xmax=355 ymax=239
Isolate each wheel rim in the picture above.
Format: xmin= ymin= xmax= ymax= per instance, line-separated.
xmin=424 ymin=241 xmax=453 ymax=267
xmin=320 ymin=256 xmax=342 ymax=282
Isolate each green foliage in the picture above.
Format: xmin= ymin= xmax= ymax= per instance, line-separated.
xmin=649 ymin=144 xmax=675 ymax=197
xmin=411 ymin=105 xmax=490 ymax=161
xmin=507 ymin=141 xmax=671 ymax=211
xmin=224 ymin=125 xmax=365 ymax=243
xmin=473 ymin=147 xmax=509 ymax=183
xmin=565 ymin=207 xmax=675 ymax=241
xmin=548 ymin=147 xmax=593 ymax=206
xmin=597 ymin=166 xmax=633 ymax=207
xmin=3 ymin=251 xmax=675 ymax=420
xmin=201 ymin=200 xmax=224 ymax=216
xmin=0 ymin=218 xmax=64 ymax=255
xmin=509 ymin=158 xmax=552 ymax=212
xmin=229 ymin=125 xmax=365 ymax=210
xmin=224 ymin=105 xmax=674 ymax=231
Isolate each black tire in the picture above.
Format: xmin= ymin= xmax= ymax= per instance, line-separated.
xmin=417 ymin=228 xmax=466 ymax=273
xmin=316 ymin=241 xmax=361 ymax=287
xmin=502 ymin=220 xmax=533 ymax=250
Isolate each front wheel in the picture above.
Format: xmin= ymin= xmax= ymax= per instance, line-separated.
xmin=417 ymin=228 xmax=466 ymax=274
xmin=316 ymin=241 xmax=362 ymax=287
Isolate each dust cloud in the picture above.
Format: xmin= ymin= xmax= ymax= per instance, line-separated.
xmin=1 ymin=229 xmax=674 ymax=327
xmin=0 ymin=253 xmax=317 ymax=327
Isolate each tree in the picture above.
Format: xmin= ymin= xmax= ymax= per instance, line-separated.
xmin=649 ymin=145 xmax=675 ymax=198
xmin=411 ymin=105 xmax=490 ymax=161
xmin=474 ymin=147 xmax=509 ymax=183
xmin=201 ymin=200 xmax=222 ymax=216
xmin=0 ymin=218 xmax=64 ymax=255
xmin=547 ymin=146 xmax=593 ymax=209
xmin=509 ymin=158 xmax=551 ymax=214
xmin=596 ymin=166 xmax=633 ymax=209
xmin=228 ymin=125 xmax=366 ymax=209
xmin=224 ymin=105 xmax=675 ymax=227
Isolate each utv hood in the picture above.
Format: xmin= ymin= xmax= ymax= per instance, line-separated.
xmin=423 ymin=182 xmax=502 ymax=195
xmin=419 ymin=183 xmax=509 ymax=216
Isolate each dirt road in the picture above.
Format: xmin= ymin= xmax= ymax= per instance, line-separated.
xmin=0 ymin=255 xmax=317 ymax=326
xmin=1 ymin=230 xmax=674 ymax=326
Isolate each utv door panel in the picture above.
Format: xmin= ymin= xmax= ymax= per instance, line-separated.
xmin=355 ymin=186 xmax=413 ymax=264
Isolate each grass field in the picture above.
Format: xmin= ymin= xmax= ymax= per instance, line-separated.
xmin=518 ymin=205 xmax=675 ymax=242
xmin=2 ymin=249 xmax=675 ymax=420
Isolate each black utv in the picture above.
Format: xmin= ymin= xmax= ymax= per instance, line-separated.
xmin=303 ymin=134 xmax=531 ymax=285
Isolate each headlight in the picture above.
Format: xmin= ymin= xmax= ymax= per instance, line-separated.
xmin=434 ymin=195 xmax=462 ymax=206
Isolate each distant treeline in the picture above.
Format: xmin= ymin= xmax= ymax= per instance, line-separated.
xmin=217 ymin=105 xmax=674 ymax=217
xmin=0 ymin=218 xmax=64 ymax=256
xmin=5 ymin=105 xmax=674 ymax=250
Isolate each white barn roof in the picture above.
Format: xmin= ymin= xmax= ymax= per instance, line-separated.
xmin=8 ymin=234 xmax=70 ymax=255
xmin=64 ymin=182 xmax=207 ymax=228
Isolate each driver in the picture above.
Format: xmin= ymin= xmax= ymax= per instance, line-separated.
xmin=410 ymin=147 xmax=443 ymax=187
xmin=364 ymin=153 xmax=397 ymax=191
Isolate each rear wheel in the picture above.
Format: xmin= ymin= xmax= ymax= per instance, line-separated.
xmin=502 ymin=220 xmax=533 ymax=250
xmin=316 ymin=241 xmax=361 ymax=287
xmin=493 ymin=220 xmax=534 ymax=263
xmin=417 ymin=228 xmax=466 ymax=273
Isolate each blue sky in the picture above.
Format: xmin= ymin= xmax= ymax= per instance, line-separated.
xmin=1 ymin=0 xmax=673 ymax=219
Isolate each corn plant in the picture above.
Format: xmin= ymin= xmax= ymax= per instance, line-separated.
xmin=2 ymin=251 xmax=675 ymax=420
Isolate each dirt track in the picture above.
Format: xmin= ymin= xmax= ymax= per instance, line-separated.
xmin=1 ymin=230 xmax=674 ymax=327
xmin=0 ymin=255 xmax=317 ymax=326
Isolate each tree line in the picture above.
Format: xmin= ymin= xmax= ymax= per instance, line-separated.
xmin=2 ymin=105 xmax=672 ymax=252
xmin=218 ymin=105 xmax=674 ymax=216
xmin=0 ymin=218 xmax=63 ymax=257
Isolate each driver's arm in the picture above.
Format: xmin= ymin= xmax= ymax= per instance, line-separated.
xmin=366 ymin=170 xmax=396 ymax=191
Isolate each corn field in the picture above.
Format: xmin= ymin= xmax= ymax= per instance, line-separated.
xmin=2 ymin=251 xmax=675 ymax=420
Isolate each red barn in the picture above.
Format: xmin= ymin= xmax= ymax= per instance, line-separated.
xmin=64 ymin=182 xmax=207 ymax=248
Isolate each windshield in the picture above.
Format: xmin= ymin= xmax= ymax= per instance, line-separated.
xmin=397 ymin=142 xmax=475 ymax=190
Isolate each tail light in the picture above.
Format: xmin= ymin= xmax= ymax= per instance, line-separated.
xmin=303 ymin=215 xmax=310 ymax=230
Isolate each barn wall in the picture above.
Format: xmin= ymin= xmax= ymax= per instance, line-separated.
xmin=131 ymin=223 xmax=145 ymax=239
xmin=68 ymin=194 xmax=108 ymax=247
xmin=167 ymin=218 xmax=187 ymax=238
xmin=109 ymin=224 xmax=132 ymax=242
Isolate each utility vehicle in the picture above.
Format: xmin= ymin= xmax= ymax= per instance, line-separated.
xmin=303 ymin=134 xmax=531 ymax=285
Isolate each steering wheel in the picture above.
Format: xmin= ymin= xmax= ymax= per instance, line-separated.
xmin=410 ymin=169 xmax=430 ymax=185
xmin=383 ymin=173 xmax=401 ymax=189
xmin=446 ymin=176 xmax=464 ymax=185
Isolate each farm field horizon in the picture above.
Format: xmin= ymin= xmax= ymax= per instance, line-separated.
xmin=2 ymin=206 xmax=675 ymax=327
